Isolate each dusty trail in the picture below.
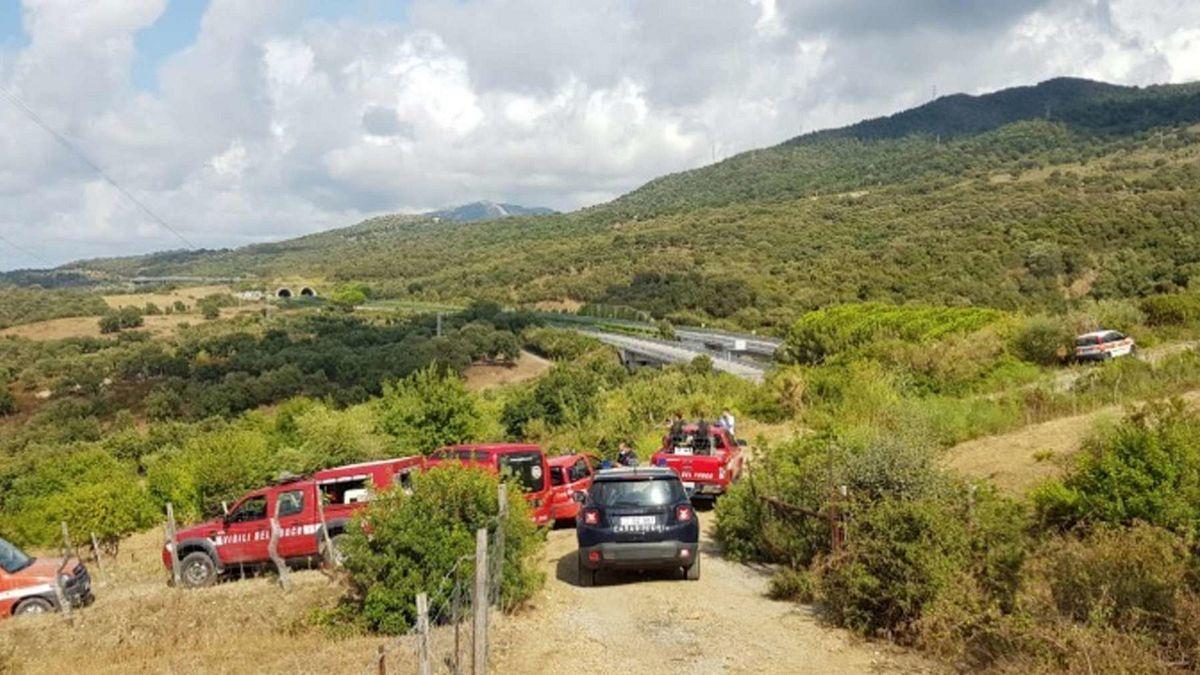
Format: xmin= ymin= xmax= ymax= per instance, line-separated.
xmin=492 ymin=517 xmax=931 ymax=675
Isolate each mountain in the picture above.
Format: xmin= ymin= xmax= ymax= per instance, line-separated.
xmin=427 ymin=201 xmax=556 ymax=223
xmin=43 ymin=77 xmax=1200 ymax=332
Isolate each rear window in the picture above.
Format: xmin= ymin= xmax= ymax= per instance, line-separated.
xmin=1075 ymin=336 xmax=1100 ymax=347
xmin=498 ymin=451 xmax=547 ymax=493
xmin=590 ymin=477 xmax=684 ymax=508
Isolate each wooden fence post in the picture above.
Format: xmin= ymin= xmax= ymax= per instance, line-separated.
xmin=89 ymin=532 xmax=106 ymax=583
xmin=54 ymin=522 xmax=73 ymax=623
xmin=417 ymin=592 xmax=431 ymax=675
xmin=473 ymin=527 xmax=489 ymax=675
xmin=268 ymin=517 xmax=291 ymax=591
xmin=492 ymin=483 xmax=507 ymax=610
xmin=376 ymin=644 xmax=387 ymax=675
xmin=165 ymin=503 xmax=181 ymax=587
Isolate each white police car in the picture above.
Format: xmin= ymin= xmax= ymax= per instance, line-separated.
xmin=1074 ymin=330 xmax=1136 ymax=362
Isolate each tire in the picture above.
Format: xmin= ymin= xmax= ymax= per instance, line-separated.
xmin=685 ymin=554 xmax=701 ymax=581
xmin=323 ymin=533 xmax=349 ymax=566
xmin=14 ymin=597 xmax=54 ymax=616
xmin=577 ymin=553 xmax=595 ymax=588
xmin=179 ymin=551 xmax=218 ymax=588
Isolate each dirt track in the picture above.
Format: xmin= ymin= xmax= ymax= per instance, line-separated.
xmin=492 ymin=517 xmax=931 ymax=675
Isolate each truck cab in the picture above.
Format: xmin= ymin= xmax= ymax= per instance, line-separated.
xmin=650 ymin=424 xmax=745 ymax=500
xmin=1 ymin=536 xmax=93 ymax=619
xmin=428 ymin=444 xmax=554 ymax=526
xmin=548 ymin=453 xmax=600 ymax=522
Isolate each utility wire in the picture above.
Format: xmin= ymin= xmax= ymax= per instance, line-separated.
xmin=0 ymin=84 xmax=197 ymax=249
xmin=0 ymin=231 xmax=55 ymax=268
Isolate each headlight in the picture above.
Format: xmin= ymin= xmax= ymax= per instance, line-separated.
xmin=59 ymin=573 xmax=72 ymax=586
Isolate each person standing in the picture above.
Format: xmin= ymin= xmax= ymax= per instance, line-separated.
xmin=617 ymin=441 xmax=638 ymax=467
xmin=720 ymin=408 xmax=736 ymax=438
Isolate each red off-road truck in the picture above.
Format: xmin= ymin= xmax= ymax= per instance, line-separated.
xmin=163 ymin=457 xmax=422 ymax=587
xmin=650 ymin=424 xmax=745 ymax=500
xmin=1 ymin=536 xmax=93 ymax=619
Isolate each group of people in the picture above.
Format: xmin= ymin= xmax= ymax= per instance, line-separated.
xmin=595 ymin=408 xmax=738 ymax=469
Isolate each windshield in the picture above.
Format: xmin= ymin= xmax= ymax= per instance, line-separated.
xmin=590 ymin=478 xmax=684 ymax=508
xmin=0 ymin=536 xmax=34 ymax=573
xmin=497 ymin=451 xmax=547 ymax=493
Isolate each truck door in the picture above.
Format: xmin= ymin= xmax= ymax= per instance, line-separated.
xmin=217 ymin=493 xmax=271 ymax=565
xmin=274 ymin=486 xmax=316 ymax=559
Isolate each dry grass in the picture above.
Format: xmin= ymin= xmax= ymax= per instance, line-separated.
xmin=946 ymin=390 xmax=1200 ymax=494
xmin=101 ymin=285 xmax=235 ymax=310
xmin=463 ymin=351 xmax=552 ymax=391
xmin=0 ymin=531 xmax=401 ymax=675
xmin=0 ymin=310 xmax=254 ymax=342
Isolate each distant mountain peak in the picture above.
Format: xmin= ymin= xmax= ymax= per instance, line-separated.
xmin=426 ymin=201 xmax=556 ymax=223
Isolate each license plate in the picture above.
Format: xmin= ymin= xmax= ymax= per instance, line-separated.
xmin=683 ymin=482 xmax=696 ymax=490
xmin=619 ymin=516 xmax=657 ymax=528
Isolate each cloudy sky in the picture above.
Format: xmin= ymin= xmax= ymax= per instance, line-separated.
xmin=1 ymin=0 xmax=1198 ymax=270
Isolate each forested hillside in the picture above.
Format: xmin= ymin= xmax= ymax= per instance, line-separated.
xmin=44 ymin=77 xmax=1200 ymax=332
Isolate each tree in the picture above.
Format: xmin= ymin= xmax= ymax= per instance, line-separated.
xmin=330 ymin=283 xmax=369 ymax=310
xmin=376 ymin=367 xmax=480 ymax=455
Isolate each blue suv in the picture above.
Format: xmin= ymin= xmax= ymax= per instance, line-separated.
xmin=574 ymin=467 xmax=700 ymax=586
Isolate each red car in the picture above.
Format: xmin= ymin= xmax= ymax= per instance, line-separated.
xmin=547 ymin=453 xmax=600 ymax=521
xmin=163 ymin=456 xmax=422 ymax=587
xmin=428 ymin=444 xmax=555 ymax=526
xmin=650 ymin=425 xmax=745 ymax=499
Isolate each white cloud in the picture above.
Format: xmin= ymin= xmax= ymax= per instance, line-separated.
xmin=1 ymin=0 xmax=1199 ymax=269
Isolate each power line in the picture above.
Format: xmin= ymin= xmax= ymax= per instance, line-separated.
xmin=0 ymin=84 xmax=197 ymax=249
xmin=0 ymin=231 xmax=55 ymax=268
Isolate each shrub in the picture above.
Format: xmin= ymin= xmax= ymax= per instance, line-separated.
xmin=782 ymin=303 xmax=1005 ymax=365
xmin=98 ymin=307 xmax=145 ymax=334
xmin=340 ymin=465 xmax=543 ymax=634
xmin=1009 ymin=314 xmax=1072 ymax=365
xmin=819 ymin=498 xmax=969 ymax=639
xmin=768 ymin=567 xmax=816 ymax=602
xmin=1141 ymin=292 xmax=1200 ymax=326
xmin=0 ymin=387 xmax=15 ymax=417
xmin=1032 ymin=400 xmax=1200 ymax=536
xmin=376 ymin=367 xmax=480 ymax=455
xmin=1038 ymin=523 xmax=1188 ymax=631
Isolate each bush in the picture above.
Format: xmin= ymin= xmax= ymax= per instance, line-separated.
xmin=819 ymin=498 xmax=969 ymax=639
xmin=782 ymin=303 xmax=1005 ymax=365
xmin=1039 ymin=523 xmax=1188 ymax=631
xmin=340 ymin=465 xmax=543 ymax=634
xmin=1009 ymin=314 xmax=1072 ymax=365
xmin=0 ymin=387 xmax=15 ymax=417
xmin=1033 ymin=400 xmax=1200 ymax=537
xmin=98 ymin=307 xmax=145 ymax=334
xmin=376 ymin=367 xmax=480 ymax=455
xmin=768 ymin=567 xmax=816 ymax=602
xmin=1141 ymin=292 xmax=1200 ymax=326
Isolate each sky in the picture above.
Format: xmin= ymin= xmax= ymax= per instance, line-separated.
xmin=0 ymin=0 xmax=1198 ymax=270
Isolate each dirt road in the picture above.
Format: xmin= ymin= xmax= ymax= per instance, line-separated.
xmin=492 ymin=517 xmax=931 ymax=675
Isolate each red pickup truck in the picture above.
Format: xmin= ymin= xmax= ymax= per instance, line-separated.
xmin=163 ymin=457 xmax=422 ymax=587
xmin=427 ymin=444 xmax=555 ymax=527
xmin=650 ymin=425 xmax=745 ymax=499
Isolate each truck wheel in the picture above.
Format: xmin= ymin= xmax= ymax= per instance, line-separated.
xmin=324 ymin=533 xmax=349 ymax=566
xmin=14 ymin=597 xmax=54 ymax=615
xmin=179 ymin=551 xmax=218 ymax=588
xmin=685 ymin=554 xmax=701 ymax=581
xmin=577 ymin=553 xmax=595 ymax=587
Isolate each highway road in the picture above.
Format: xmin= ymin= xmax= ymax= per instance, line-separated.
xmin=584 ymin=330 xmax=768 ymax=382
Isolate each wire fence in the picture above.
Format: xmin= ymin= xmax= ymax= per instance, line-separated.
xmin=361 ymin=485 xmax=513 ymax=675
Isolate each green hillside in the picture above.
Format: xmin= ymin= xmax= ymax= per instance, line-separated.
xmin=47 ymin=77 xmax=1200 ymax=332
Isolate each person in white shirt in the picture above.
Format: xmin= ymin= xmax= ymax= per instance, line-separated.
xmin=719 ymin=409 xmax=736 ymax=438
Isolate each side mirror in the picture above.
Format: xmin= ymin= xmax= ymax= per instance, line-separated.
xmin=572 ymin=491 xmax=587 ymax=504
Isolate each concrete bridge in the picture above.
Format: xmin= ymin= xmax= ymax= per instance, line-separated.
xmin=583 ymin=330 xmax=768 ymax=382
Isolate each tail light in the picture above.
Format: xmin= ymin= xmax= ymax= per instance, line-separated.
xmin=583 ymin=508 xmax=600 ymax=525
xmin=675 ymin=505 xmax=694 ymax=523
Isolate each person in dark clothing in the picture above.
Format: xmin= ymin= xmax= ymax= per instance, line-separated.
xmin=695 ymin=418 xmax=711 ymax=455
xmin=669 ymin=411 xmax=685 ymax=438
xmin=617 ymin=441 xmax=638 ymax=467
